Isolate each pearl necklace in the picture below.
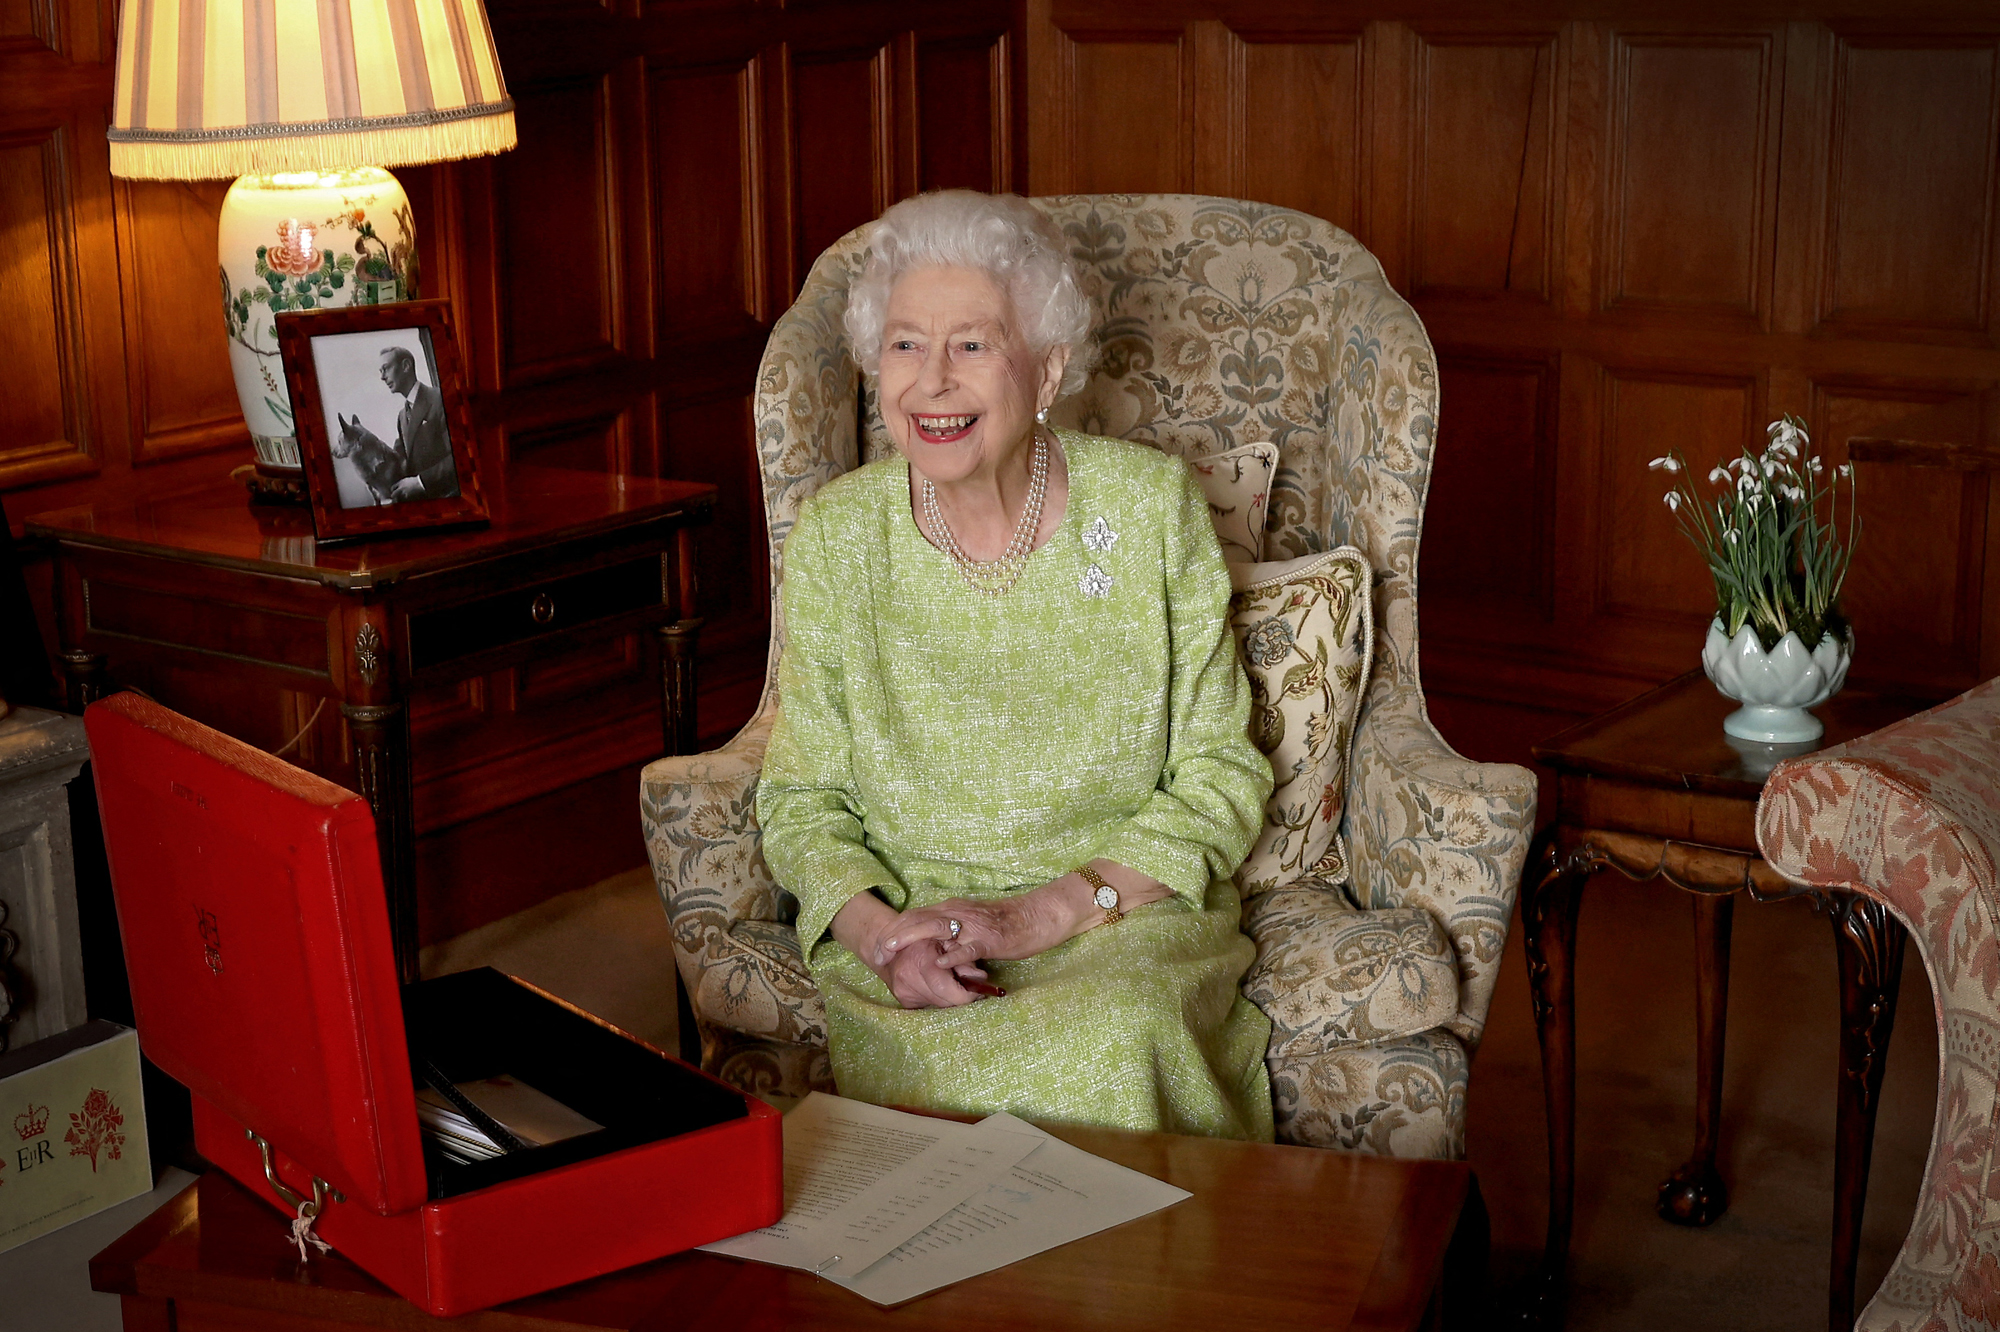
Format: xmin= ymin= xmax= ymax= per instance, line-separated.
xmin=920 ymin=431 xmax=1050 ymax=597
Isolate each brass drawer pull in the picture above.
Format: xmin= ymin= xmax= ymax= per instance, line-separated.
xmin=530 ymin=593 xmax=556 ymax=624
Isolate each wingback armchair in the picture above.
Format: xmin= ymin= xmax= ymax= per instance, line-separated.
xmin=641 ymin=195 xmax=1536 ymax=1158
xmin=1758 ymin=678 xmax=2000 ymax=1330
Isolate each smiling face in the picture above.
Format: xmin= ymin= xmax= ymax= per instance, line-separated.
xmin=877 ymin=265 xmax=1066 ymax=491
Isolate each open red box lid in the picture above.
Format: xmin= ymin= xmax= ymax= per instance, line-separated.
xmin=86 ymin=692 xmax=429 ymax=1215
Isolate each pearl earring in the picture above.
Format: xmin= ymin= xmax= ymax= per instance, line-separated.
xmin=1036 ymin=407 xmax=1049 ymax=425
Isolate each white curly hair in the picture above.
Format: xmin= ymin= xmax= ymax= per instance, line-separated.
xmin=844 ymin=191 xmax=1096 ymax=399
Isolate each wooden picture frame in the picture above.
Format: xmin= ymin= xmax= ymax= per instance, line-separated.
xmin=276 ymin=300 xmax=488 ymax=545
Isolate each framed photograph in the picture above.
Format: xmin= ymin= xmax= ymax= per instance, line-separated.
xmin=276 ymin=300 xmax=488 ymax=545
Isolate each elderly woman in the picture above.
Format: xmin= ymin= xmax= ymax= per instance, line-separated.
xmin=755 ymin=191 xmax=1274 ymax=1140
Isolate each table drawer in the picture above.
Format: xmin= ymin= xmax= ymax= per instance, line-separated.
xmin=407 ymin=556 xmax=662 ymax=672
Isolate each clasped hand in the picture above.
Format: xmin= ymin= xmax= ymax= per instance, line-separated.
xmin=861 ymin=893 xmax=1062 ymax=1010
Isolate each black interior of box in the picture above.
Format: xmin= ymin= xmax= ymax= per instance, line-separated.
xmin=403 ymin=968 xmax=745 ymax=1198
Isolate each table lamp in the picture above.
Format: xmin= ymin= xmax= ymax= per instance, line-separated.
xmin=107 ymin=0 xmax=515 ymax=500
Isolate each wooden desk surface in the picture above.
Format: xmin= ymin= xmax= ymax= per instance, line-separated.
xmin=92 ymin=1125 xmax=1470 ymax=1332
xmin=25 ymin=466 xmax=715 ymax=591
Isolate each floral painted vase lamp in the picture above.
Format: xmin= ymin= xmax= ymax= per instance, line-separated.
xmin=1653 ymin=417 xmax=1861 ymax=744
xmin=106 ymin=0 xmax=515 ymax=500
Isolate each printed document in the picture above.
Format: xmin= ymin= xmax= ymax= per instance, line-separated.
xmin=699 ymin=1094 xmax=1190 ymax=1304
xmin=698 ymin=1093 xmax=1043 ymax=1276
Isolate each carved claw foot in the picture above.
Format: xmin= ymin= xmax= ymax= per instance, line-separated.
xmin=1656 ymin=1161 xmax=1729 ymax=1226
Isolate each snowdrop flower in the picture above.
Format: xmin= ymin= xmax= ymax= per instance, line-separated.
xmin=1663 ymin=491 xmax=1682 ymax=510
xmin=1808 ymin=457 xmax=1824 ymax=474
xmin=1723 ymin=528 xmax=1739 ymax=544
xmin=1780 ymin=484 xmax=1805 ymax=502
xmin=1708 ymin=467 xmax=1729 ymax=484
xmin=1767 ymin=418 xmax=1805 ymax=457
xmin=1836 ymin=463 xmax=1852 ymax=479
xmin=1649 ymin=456 xmax=1682 ymax=473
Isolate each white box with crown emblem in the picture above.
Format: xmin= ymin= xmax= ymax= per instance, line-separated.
xmin=0 ymin=1020 xmax=150 ymax=1255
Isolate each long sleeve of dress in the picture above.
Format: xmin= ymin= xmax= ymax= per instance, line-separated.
xmin=1092 ymin=464 xmax=1272 ymax=907
xmin=756 ymin=495 xmax=907 ymax=955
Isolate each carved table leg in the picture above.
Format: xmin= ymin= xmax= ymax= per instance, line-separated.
xmin=1828 ymin=895 xmax=1905 ymax=1332
xmin=1658 ymin=891 xmax=1735 ymax=1225
xmin=60 ymin=649 xmax=106 ymax=713
xmin=342 ymin=701 xmax=417 ymax=984
xmin=658 ymin=618 xmax=704 ymax=757
xmin=1520 ymin=825 xmax=1598 ymax=1327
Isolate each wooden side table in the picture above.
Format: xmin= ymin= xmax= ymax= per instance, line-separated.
xmin=26 ymin=466 xmax=715 ymax=983
xmin=1521 ymin=672 xmax=1927 ymax=1332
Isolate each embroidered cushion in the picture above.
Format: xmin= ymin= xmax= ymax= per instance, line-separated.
xmin=1241 ymin=879 xmax=1459 ymax=1058
xmin=1189 ymin=441 xmax=1279 ymax=563
xmin=1229 ymin=547 xmax=1373 ymax=894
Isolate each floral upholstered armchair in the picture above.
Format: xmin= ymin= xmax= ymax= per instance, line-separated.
xmin=641 ymin=195 xmax=1537 ymax=1158
xmin=1758 ymin=678 xmax=2000 ymax=1330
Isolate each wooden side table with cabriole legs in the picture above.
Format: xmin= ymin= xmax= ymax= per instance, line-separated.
xmin=1518 ymin=671 xmax=1930 ymax=1332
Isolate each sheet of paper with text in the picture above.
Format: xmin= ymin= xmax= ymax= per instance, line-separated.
xmin=697 ymin=1093 xmax=1042 ymax=1276
xmin=698 ymin=1095 xmax=1190 ymax=1304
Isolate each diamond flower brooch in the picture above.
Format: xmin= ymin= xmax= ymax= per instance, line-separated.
xmin=1080 ymin=517 xmax=1117 ymax=597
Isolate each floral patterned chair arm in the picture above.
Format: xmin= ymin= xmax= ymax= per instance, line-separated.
xmin=639 ymin=706 xmax=828 ymax=1052
xmin=1345 ymin=682 xmax=1537 ymax=1050
xmin=1756 ymin=677 xmax=2000 ymax=1332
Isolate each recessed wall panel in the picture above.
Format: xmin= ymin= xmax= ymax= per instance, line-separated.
xmin=1599 ymin=370 xmax=1757 ymax=621
xmin=653 ymin=63 xmax=757 ymax=330
xmin=1608 ymin=35 xmax=1773 ymax=316
xmin=794 ymin=51 xmax=884 ymax=281
xmin=1412 ymin=36 xmax=1555 ymax=299
xmin=918 ymin=37 xmax=999 ymax=192
xmin=1823 ymin=41 xmax=1998 ymax=333
xmin=0 ymin=133 xmax=73 ymax=462
xmin=1815 ymin=385 xmax=1984 ymax=685
xmin=498 ymin=79 xmax=617 ymax=380
xmin=121 ymin=179 xmax=243 ymax=458
xmin=1425 ymin=357 xmax=1553 ymax=614
xmin=1241 ymin=38 xmax=1361 ymax=234
xmin=1069 ymin=37 xmax=1185 ymax=194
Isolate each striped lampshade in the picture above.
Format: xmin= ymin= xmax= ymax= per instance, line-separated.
xmin=108 ymin=0 xmax=515 ymax=179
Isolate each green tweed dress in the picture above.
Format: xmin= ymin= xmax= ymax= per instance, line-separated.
xmin=756 ymin=431 xmax=1276 ymax=1141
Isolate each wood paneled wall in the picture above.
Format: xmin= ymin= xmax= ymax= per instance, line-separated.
xmin=461 ymin=0 xmax=1021 ymax=738
xmin=1 ymin=0 xmax=1022 ymax=931
xmin=7 ymin=0 xmax=1997 ymax=919
xmin=1029 ymin=0 xmax=2000 ymax=712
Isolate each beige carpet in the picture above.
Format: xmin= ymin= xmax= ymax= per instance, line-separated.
xmin=419 ymin=865 xmax=680 ymax=1054
xmin=421 ymin=861 xmax=1939 ymax=1329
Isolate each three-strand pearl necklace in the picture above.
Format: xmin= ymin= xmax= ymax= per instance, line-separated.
xmin=920 ymin=430 xmax=1050 ymax=597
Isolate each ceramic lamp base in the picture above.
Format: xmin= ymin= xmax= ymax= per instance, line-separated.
xmin=1722 ymin=702 xmax=1826 ymax=745
xmin=218 ymin=167 xmax=417 ymax=486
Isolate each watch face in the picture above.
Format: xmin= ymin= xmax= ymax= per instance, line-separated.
xmin=1093 ymin=883 xmax=1119 ymax=911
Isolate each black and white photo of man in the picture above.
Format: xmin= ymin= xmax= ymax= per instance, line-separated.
xmin=377 ymin=346 xmax=457 ymax=502
xmin=311 ymin=327 xmax=463 ymax=509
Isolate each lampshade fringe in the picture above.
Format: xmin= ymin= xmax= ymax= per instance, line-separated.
xmin=109 ymin=112 xmax=516 ymax=181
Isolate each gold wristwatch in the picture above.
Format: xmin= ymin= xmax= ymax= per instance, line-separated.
xmin=1077 ymin=865 xmax=1122 ymax=927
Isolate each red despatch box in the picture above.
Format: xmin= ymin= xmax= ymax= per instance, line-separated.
xmin=84 ymin=693 xmax=782 ymax=1317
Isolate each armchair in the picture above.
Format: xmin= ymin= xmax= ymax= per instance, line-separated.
xmin=1758 ymin=678 xmax=2000 ymax=1330
xmin=641 ymin=196 xmax=1537 ymax=1158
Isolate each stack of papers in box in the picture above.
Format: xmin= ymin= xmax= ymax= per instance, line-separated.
xmin=698 ymin=1092 xmax=1190 ymax=1305
xmin=415 ymin=1075 xmax=603 ymax=1165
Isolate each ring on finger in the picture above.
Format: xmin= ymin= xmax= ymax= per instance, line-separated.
xmin=947 ymin=918 xmax=962 ymax=941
